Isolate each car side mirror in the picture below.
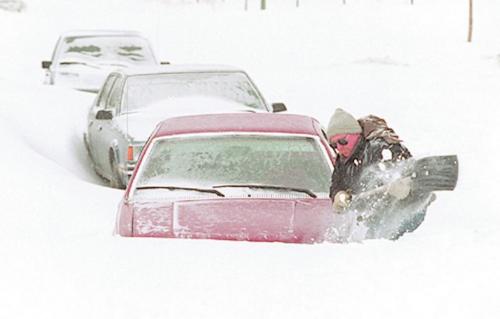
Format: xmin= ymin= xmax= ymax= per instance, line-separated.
xmin=96 ymin=110 xmax=113 ymax=120
xmin=42 ymin=61 xmax=52 ymax=69
xmin=160 ymin=61 xmax=170 ymax=65
xmin=272 ymin=103 xmax=287 ymax=113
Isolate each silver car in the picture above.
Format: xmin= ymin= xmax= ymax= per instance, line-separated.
xmin=84 ymin=64 xmax=287 ymax=188
xmin=41 ymin=30 xmax=163 ymax=92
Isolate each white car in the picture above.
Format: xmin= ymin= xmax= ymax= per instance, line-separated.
xmin=41 ymin=30 xmax=163 ymax=92
xmin=84 ymin=64 xmax=287 ymax=188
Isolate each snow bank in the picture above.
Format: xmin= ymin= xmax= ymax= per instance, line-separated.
xmin=1 ymin=0 xmax=499 ymax=318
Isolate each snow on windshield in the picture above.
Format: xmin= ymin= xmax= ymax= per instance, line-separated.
xmin=123 ymin=72 xmax=266 ymax=112
xmin=58 ymin=35 xmax=155 ymax=65
xmin=134 ymin=134 xmax=332 ymax=196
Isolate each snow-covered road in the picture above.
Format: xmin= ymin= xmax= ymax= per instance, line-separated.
xmin=1 ymin=0 xmax=499 ymax=318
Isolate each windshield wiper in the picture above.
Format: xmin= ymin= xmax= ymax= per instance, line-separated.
xmin=59 ymin=61 xmax=87 ymax=66
xmin=136 ymin=185 xmax=225 ymax=197
xmin=212 ymin=184 xmax=317 ymax=198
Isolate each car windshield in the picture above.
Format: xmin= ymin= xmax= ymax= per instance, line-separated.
xmin=58 ymin=35 xmax=155 ymax=65
xmin=122 ymin=72 xmax=267 ymax=112
xmin=134 ymin=134 xmax=332 ymax=196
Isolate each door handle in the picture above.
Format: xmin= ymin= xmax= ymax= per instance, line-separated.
xmin=98 ymin=126 xmax=103 ymax=131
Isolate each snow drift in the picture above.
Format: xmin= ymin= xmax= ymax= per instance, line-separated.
xmin=0 ymin=0 xmax=499 ymax=318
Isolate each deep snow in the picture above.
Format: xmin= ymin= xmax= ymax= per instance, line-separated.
xmin=1 ymin=0 xmax=499 ymax=318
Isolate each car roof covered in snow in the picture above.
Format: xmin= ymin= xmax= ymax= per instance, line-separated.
xmin=115 ymin=64 xmax=247 ymax=76
xmin=154 ymin=113 xmax=323 ymax=138
xmin=59 ymin=30 xmax=145 ymax=38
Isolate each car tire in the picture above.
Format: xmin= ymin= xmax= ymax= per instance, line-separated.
xmin=109 ymin=150 xmax=125 ymax=189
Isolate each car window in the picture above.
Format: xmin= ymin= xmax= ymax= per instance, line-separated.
xmin=135 ymin=135 xmax=332 ymax=194
xmin=107 ymin=76 xmax=125 ymax=111
xmin=57 ymin=35 xmax=156 ymax=65
xmin=97 ymin=75 xmax=117 ymax=108
xmin=123 ymin=72 xmax=267 ymax=112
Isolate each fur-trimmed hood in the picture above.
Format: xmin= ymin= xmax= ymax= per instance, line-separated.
xmin=358 ymin=115 xmax=402 ymax=144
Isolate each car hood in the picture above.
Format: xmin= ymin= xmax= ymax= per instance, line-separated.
xmin=114 ymin=99 xmax=265 ymax=142
xmin=54 ymin=57 xmax=156 ymax=91
xmin=128 ymin=198 xmax=335 ymax=244
xmin=54 ymin=63 xmax=120 ymax=92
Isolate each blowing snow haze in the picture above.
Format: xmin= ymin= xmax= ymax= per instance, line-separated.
xmin=0 ymin=0 xmax=499 ymax=318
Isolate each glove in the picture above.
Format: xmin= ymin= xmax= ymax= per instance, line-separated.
xmin=387 ymin=177 xmax=411 ymax=200
xmin=332 ymin=190 xmax=352 ymax=213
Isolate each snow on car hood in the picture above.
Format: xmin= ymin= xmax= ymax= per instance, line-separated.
xmin=55 ymin=63 xmax=123 ymax=92
xmin=54 ymin=55 xmax=143 ymax=91
xmin=128 ymin=198 xmax=334 ymax=244
xmin=114 ymin=96 xmax=266 ymax=142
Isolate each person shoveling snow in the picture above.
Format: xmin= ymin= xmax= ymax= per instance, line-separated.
xmin=327 ymin=108 xmax=458 ymax=241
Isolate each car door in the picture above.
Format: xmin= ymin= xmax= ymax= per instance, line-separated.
xmin=97 ymin=75 xmax=126 ymax=176
xmin=88 ymin=74 xmax=117 ymax=176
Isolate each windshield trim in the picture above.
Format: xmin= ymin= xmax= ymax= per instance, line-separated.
xmin=128 ymin=132 xmax=333 ymax=200
xmin=119 ymin=71 xmax=269 ymax=114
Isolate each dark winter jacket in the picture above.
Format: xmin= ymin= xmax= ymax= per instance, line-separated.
xmin=329 ymin=115 xmax=412 ymax=200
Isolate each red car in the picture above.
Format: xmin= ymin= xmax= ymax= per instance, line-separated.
xmin=116 ymin=113 xmax=339 ymax=244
